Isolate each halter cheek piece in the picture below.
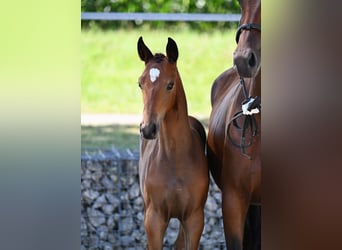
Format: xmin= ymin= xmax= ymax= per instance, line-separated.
xmin=227 ymin=23 xmax=261 ymax=159
xmin=227 ymin=77 xmax=261 ymax=160
xmin=235 ymin=23 xmax=261 ymax=44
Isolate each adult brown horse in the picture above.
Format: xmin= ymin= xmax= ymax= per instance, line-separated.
xmin=207 ymin=0 xmax=261 ymax=249
xmin=137 ymin=37 xmax=209 ymax=250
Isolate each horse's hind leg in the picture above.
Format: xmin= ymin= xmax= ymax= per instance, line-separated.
xmin=144 ymin=208 xmax=168 ymax=250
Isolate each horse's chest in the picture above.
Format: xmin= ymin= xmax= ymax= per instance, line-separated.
xmin=140 ymin=148 xmax=191 ymax=188
xmin=143 ymin=153 xmax=189 ymax=180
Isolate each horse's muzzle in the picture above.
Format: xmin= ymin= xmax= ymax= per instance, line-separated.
xmin=140 ymin=122 xmax=158 ymax=140
xmin=233 ymin=48 xmax=260 ymax=78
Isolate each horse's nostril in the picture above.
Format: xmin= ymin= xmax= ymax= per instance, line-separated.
xmin=141 ymin=122 xmax=158 ymax=139
xmin=151 ymin=123 xmax=157 ymax=136
xmin=248 ymin=53 xmax=256 ymax=68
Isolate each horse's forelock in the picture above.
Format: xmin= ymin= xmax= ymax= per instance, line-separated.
xmin=153 ymin=53 xmax=166 ymax=63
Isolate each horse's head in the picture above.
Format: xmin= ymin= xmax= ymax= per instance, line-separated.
xmin=233 ymin=0 xmax=261 ymax=78
xmin=137 ymin=36 xmax=179 ymax=140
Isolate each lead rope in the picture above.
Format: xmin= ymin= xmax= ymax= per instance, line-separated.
xmin=227 ymin=77 xmax=261 ymax=159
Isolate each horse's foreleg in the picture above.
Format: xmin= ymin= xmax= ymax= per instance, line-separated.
xmin=144 ymin=207 xmax=168 ymax=250
xmin=222 ymin=191 xmax=249 ymax=250
xmin=180 ymin=209 xmax=205 ymax=250
xmin=243 ymin=205 xmax=261 ymax=250
xmin=174 ymin=222 xmax=185 ymax=250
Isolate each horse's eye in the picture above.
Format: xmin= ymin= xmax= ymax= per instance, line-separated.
xmin=166 ymin=81 xmax=174 ymax=91
xmin=138 ymin=82 xmax=142 ymax=89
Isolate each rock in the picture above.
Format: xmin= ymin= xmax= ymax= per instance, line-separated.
xmin=206 ymin=196 xmax=218 ymax=211
xmin=202 ymin=223 xmax=211 ymax=235
xmin=107 ymin=215 xmax=115 ymax=229
xmin=97 ymin=225 xmax=108 ymax=240
xmin=105 ymin=193 xmax=120 ymax=209
xmin=103 ymin=243 xmax=113 ymax=250
xmin=86 ymin=161 xmax=97 ymax=171
xmin=82 ymin=179 xmax=92 ymax=189
xmin=101 ymin=176 xmax=115 ymax=190
xmin=93 ymin=194 xmax=106 ymax=208
xmin=88 ymin=208 xmax=106 ymax=227
xmin=133 ymin=196 xmax=143 ymax=208
xmin=166 ymin=229 xmax=178 ymax=244
xmin=213 ymin=192 xmax=221 ymax=202
xmin=120 ymin=217 xmax=134 ymax=234
xmin=91 ymin=169 xmax=103 ymax=182
xmin=129 ymin=182 xmax=140 ymax=199
xmin=102 ymin=204 xmax=114 ymax=214
xmin=208 ymin=217 xmax=216 ymax=226
xmin=82 ymin=189 xmax=99 ymax=203
xmin=88 ymin=234 xmax=100 ymax=249
xmin=109 ymin=174 xmax=118 ymax=183
xmin=80 ymin=217 xmax=87 ymax=237
xmin=107 ymin=233 xmax=117 ymax=244
xmin=135 ymin=212 xmax=144 ymax=224
xmin=168 ymin=218 xmax=179 ymax=230
xmin=120 ymin=235 xmax=132 ymax=246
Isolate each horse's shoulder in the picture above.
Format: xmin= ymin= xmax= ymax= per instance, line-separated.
xmin=211 ymin=68 xmax=238 ymax=106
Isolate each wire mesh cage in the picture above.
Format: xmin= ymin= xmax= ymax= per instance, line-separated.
xmin=81 ymin=148 xmax=226 ymax=249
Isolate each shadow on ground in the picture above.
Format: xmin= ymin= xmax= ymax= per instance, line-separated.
xmin=81 ymin=118 xmax=209 ymax=150
xmin=81 ymin=124 xmax=140 ymax=150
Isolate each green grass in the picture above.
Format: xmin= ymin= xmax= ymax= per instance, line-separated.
xmin=82 ymin=27 xmax=236 ymax=116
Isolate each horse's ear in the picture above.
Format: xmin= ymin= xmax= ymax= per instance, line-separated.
xmin=166 ymin=37 xmax=178 ymax=63
xmin=137 ymin=36 xmax=153 ymax=64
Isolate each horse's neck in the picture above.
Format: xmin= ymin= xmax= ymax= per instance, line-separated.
xmin=159 ymin=79 xmax=192 ymax=152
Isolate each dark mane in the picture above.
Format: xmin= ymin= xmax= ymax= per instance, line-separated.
xmin=153 ymin=53 xmax=166 ymax=63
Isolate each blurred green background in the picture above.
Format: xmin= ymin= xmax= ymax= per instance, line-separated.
xmin=81 ymin=1 xmax=241 ymax=149
xmin=81 ymin=0 xmax=240 ymax=30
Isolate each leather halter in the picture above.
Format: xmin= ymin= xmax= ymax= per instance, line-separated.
xmin=235 ymin=23 xmax=261 ymax=44
xmin=226 ymin=77 xmax=260 ymax=160
xmin=226 ymin=24 xmax=261 ymax=159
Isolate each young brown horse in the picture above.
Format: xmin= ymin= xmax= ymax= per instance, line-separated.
xmin=137 ymin=37 xmax=209 ymax=250
xmin=207 ymin=0 xmax=261 ymax=249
